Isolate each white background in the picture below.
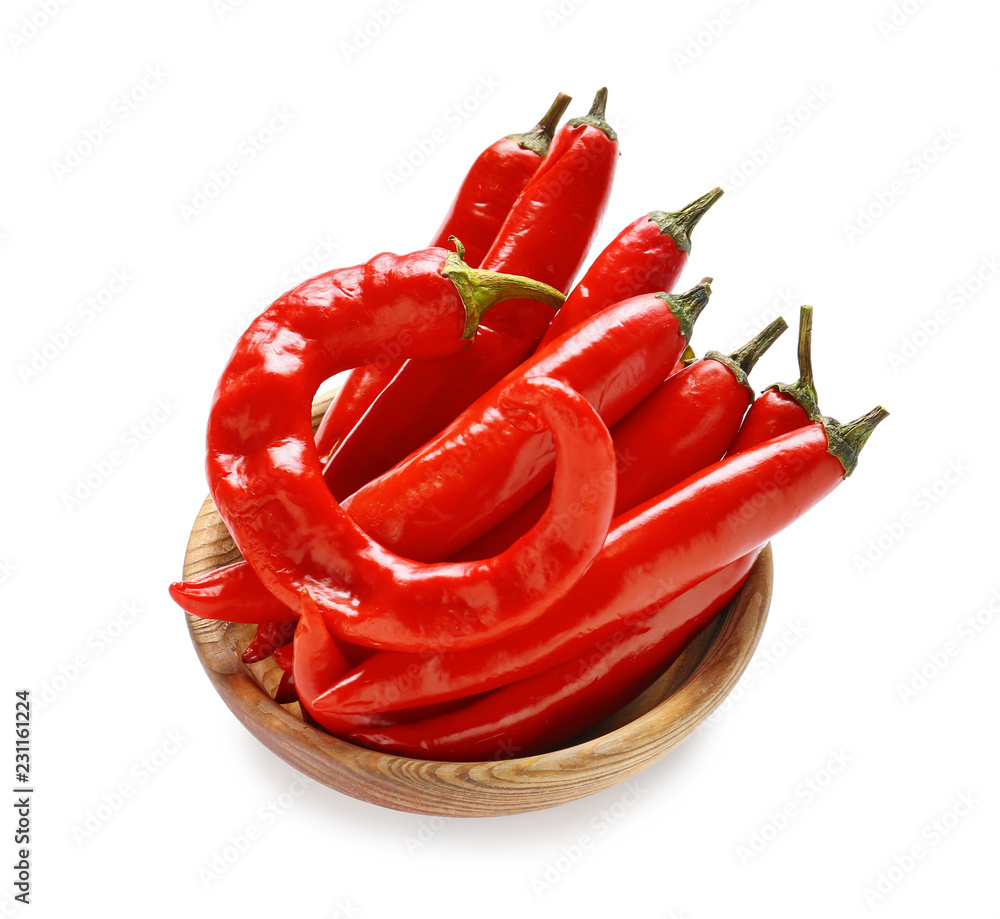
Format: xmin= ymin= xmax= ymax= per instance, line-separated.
xmin=3 ymin=0 xmax=998 ymax=916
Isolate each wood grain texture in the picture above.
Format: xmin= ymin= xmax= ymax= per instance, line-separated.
xmin=180 ymin=391 xmax=772 ymax=817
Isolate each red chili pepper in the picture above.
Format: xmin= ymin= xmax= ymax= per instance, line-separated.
xmin=291 ymin=590 xmax=356 ymax=731
xmin=293 ymin=590 xmax=485 ymax=737
xmin=272 ymin=642 xmax=294 ymax=673
xmin=174 ymin=558 xmax=298 ymax=624
xmin=171 ymin=247 xmax=593 ymax=643
xmin=170 ymin=280 xmax=710 ymax=626
xmin=273 ymin=671 xmax=297 ymax=705
xmin=451 ymin=318 xmax=788 ymax=561
xmin=241 ymin=620 xmax=297 ymax=663
xmin=535 ymin=187 xmax=723 ymax=351
xmin=196 ymin=306 xmax=620 ymax=655
xmin=313 ymin=406 xmax=887 ymax=716
xmin=312 ymin=362 xmax=403 ymax=466
xmin=346 ymin=551 xmax=759 ymax=760
xmin=727 ymin=305 xmax=821 ymax=456
xmin=479 ymin=88 xmax=618 ymax=332
xmin=429 ymin=91 xmax=572 ymax=267
xmin=312 ymin=92 xmax=572 ymax=465
xmin=318 ymin=89 xmax=619 ymax=499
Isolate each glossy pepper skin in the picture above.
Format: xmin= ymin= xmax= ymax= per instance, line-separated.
xmin=178 ymin=561 xmax=298 ymax=625
xmin=313 ymin=93 xmax=572 ymax=465
xmin=337 ymin=282 xmax=709 ymax=563
xmin=292 ymin=591 xmax=407 ymax=734
xmin=313 ymin=361 xmax=403 ymax=466
xmin=319 ymin=89 xmax=619 ymax=499
xmin=294 ymin=591 xmax=396 ymax=735
xmin=476 ymin=88 xmax=618 ymax=337
xmin=242 ymin=621 xmax=297 ymax=664
xmin=313 ymin=408 xmax=887 ymax=715
xmin=293 ymin=591 xmax=485 ymax=737
xmin=535 ymin=187 xmax=723 ymax=351
xmin=346 ymin=552 xmax=758 ymax=760
xmin=451 ymin=318 xmax=788 ymax=561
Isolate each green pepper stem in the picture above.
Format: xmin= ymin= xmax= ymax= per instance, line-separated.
xmin=442 ymin=239 xmax=565 ymax=340
xmin=648 ymin=187 xmax=725 ymax=253
xmin=589 ymin=87 xmax=608 ymax=121
xmin=566 ymin=87 xmax=617 ymax=142
xmin=840 ymin=406 xmax=890 ymax=456
xmin=794 ymin=305 xmax=818 ymax=403
xmin=731 ymin=317 xmax=788 ymax=374
xmin=657 ymin=277 xmax=712 ymax=342
xmin=508 ymin=92 xmax=572 ymax=157
xmin=765 ymin=305 xmax=821 ymax=419
xmin=824 ymin=406 xmax=890 ymax=477
xmin=701 ymin=317 xmax=787 ymax=402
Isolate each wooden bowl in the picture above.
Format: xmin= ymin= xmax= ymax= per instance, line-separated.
xmin=180 ymin=393 xmax=772 ymax=817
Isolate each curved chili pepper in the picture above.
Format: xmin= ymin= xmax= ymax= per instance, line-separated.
xmin=535 ymin=187 xmax=723 ymax=351
xmin=727 ymin=305 xmax=821 ymax=456
xmin=170 ymin=280 xmax=711 ymax=626
xmin=313 ymin=92 xmax=572 ymax=465
xmin=314 ymin=406 xmax=888 ymax=715
xmin=319 ymin=89 xmax=619 ymax=498
xmin=451 ymin=318 xmax=788 ymax=561
xmin=172 ymin=247 xmax=578 ymax=635
xmin=201 ymin=326 xmax=619 ymax=654
xmin=346 ymin=551 xmax=759 ymax=760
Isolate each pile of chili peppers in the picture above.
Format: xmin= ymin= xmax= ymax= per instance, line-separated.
xmin=170 ymin=88 xmax=888 ymax=763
